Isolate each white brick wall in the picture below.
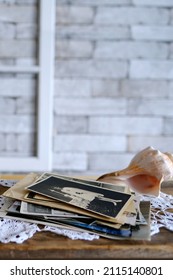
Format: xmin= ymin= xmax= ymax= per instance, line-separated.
xmin=54 ymin=135 xmax=126 ymax=152
xmin=0 ymin=0 xmax=37 ymax=159
xmin=56 ymin=5 xmax=94 ymax=24
xmin=1 ymin=0 xmax=173 ymax=175
xmin=54 ymin=116 xmax=88 ymax=134
xmin=89 ymin=117 xmax=163 ymax=135
xmin=128 ymin=99 xmax=173 ymax=116
xmin=0 ymin=115 xmax=35 ymax=133
xmin=95 ymin=7 xmax=169 ymax=25
xmin=53 ymin=152 xmax=87 ymax=171
xmin=94 ymin=41 xmax=168 ymax=59
xmin=164 ymin=118 xmax=173 ymax=135
xmin=6 ymin=134 xmax=16 ymax=151
xmin=55 ymin=60 xmax=128 ymax=78
xmin=130 ymin=60 xmax=173 ymax=79
xmin=132 ymin=26 xmax=173 ymax=41
xmin=0 ymin=97 xmax=16 ymax=113
xmin=132 ymin=0 xmax=173 ymax=7
xmin=54 ymin=97 xmax=127 ymax=116
xmin=0 ymin=23 xmax=15 ymax=39
xmin=56 ymin=25 xmax=130 ymax=40
xmin=0 ymin=40 xmax=36 ymax=58
xmin=16 ymin=23 xmax=37 ymax=39
xmin=57 ymin=0 xmax=131 ymax=5
xmin=128 ymin=136 xmax=173 ymax=152
xmin=56 ymin=40 xmax=93 ymax=59
xmin=0 ymin=135 xmax=5 ymax=151
xmin=0 ymin=78 xmax=36 ymax=97
xmin=0 ymin=6 xmax=37 ymax=23
xmin=54 ymin=79 xmax=91 ymax=97
xmin=17 ymin=133 xmax=36 ymax=154
xmin=121 ymin=80 xmax=168 ymax=98
xmin=92 ymin=80 xmax=120 ymax=97
xmin=88 ymin=153 xmax=134 ymax=174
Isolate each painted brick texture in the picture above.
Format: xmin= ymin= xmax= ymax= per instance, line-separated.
xmin=0 ymin=0 xmax=37 ymax=158
xmin=1 ymin=0 xmax=173 ymax=174
xmin=54 ymin=0 xmax=173 ymax=174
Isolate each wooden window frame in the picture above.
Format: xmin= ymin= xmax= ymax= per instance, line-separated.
xmin=0 ymin=0 xmax=55 ymax=172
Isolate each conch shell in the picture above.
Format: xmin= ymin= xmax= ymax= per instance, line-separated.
xmin=97 ymin=146 xmax=173 ymax=196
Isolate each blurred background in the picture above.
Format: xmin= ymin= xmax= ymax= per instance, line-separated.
xmin=0 ymin=0 xmax=173 ymax=175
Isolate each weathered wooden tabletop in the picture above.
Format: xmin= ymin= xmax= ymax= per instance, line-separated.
xmin=0 ymin=175 xmax=173 ymax=260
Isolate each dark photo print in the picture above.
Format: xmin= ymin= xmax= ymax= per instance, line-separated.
xmin=27 ymin=176 xmax=132 ymax=219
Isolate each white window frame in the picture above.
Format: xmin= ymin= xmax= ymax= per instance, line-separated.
xmin=0 ymin=0 xmax=55 ymax=172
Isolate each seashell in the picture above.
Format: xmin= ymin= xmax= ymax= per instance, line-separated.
xmin=97 ymin=146 xmax=173 ymax=196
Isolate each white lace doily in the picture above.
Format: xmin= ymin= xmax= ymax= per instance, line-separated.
xmin=141 ymin=191 xmax=173 ymax=235
xmin=0 ymin=217 xmax=99 ymax=244
xmin=0 ymin=218 xmax=40 ymax=244
xmin=0 ymin=179 xmax=18 ymax=188
xmin=42 ymin=225 xmax=99 ymax=241
xmin=1 ymin=179 xmax=173 ymax=243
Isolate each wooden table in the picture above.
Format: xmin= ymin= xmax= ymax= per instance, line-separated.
xmin=0 ymin=175 xmax=173 ymax=260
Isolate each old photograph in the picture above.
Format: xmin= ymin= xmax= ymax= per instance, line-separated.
xmin=27 ymin=176 xmax=132 ymax=219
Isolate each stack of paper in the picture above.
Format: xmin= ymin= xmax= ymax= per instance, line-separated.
xmin=0 ymin=172 xmax=151 ymax=240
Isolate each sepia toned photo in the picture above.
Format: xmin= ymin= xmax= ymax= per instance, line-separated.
xmin=27 ymin=176 xmax=132 ymax=219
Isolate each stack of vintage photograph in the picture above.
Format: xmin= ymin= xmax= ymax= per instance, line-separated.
xmin=0 ymin=172 xmax=151 ymax=240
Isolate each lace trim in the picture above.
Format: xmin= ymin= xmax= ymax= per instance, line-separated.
xmin=0 ymin=217 xmax=99 ymax=244
xmin=42 ymin=226 xmax=99 ymax=241
xmin=0 ymin=179 xmax=18 ymax=188
xmin=141 ymin=191 xmax=173 ymax=235
xmin=0 ymin=218 xmax=40 ymax=244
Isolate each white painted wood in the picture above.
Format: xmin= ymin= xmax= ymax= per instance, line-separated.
xmin=0 ymin=0 xmax=56 ymax=172
xmin=37 ymin=0 xmax=55 ymax=171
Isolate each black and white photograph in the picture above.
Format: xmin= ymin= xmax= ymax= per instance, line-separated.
xmin=36 ymin=172 xmax=129 ymax=193
xmin=20 ymin=201 xmax=87 ymax=218
xmin=27 ymin=176 xmax=132 ymax=219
